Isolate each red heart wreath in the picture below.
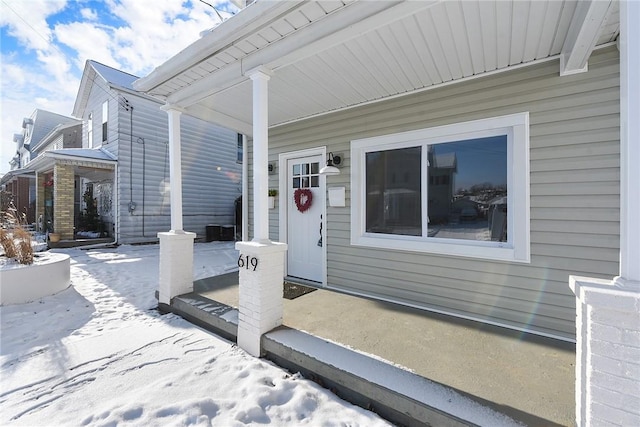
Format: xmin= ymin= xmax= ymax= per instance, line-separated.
xmin=294 ymin=188 xmax=313 ymax=213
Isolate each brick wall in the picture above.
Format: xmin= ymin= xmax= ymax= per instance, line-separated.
xmin=236 ymin=241 xmax=287 ymax=357
xmin=54 ymin=164 xmax=75 ymax=240
xmin=571 ymin=277 xmax=640 ymax=426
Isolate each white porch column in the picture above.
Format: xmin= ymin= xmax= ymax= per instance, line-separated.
xmin=236 ymin=66 xmax=287 ymax=357
xmin=615 ymin=0 xmax=640 ymax=290
xmin=157 ymin=104 xmax=196 ymax=306
xmin=570 ymin=3 xmax=640 ymax=426
xmin=247 ymin=66 xmax=270 ymax=243
xmin=162 ymin=105 xmax=185 ymax=232
xmin=242 ymin=134 xmax=249 ymax=242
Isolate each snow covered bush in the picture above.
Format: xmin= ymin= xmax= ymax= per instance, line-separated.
xmin=0 ymin=204 xmax=34 ymax=265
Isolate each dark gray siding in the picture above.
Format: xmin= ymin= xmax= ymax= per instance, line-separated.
xmin=261 ymin=47 xmax=620 ymax=340
xmin=81 ymin=78 xmax=241 ymax=243
xmin=115 ymin=96 xmax=242 ymax=243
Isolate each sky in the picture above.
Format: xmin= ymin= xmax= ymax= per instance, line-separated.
xmin=0 ymin=0 xmax=239 ymax=176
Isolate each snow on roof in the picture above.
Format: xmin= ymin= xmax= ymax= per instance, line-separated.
xmin=22 ymin=109 xmax=79 ymax=149
xmin=30 ymin=120 xmax=82 ymax=153
xmin=89 ymin=60 xmax=139 ymax=91
xmin=46 ymin=148 xmax=117 ymax=162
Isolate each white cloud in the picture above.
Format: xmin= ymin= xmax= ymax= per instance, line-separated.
xmin=0 ymin=0 xmax=67 ymax=52
xmin=0 ymin=55 xmax=78 ymax=174
xmin=54 ymin=21 xmax=122 ymax=71
xmin=105 ymin=0 xmax=230 ymax=75
xmin=80 ymin=8 xmax=98 ymax=21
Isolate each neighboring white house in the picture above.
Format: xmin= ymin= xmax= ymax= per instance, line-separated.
xmin=1 ymin=109 xmax=81 ymax=225
xmin=26 ymin=60 xmax=242 ymax=244
xmin=134 ymin=1 xmax=639 ymax=425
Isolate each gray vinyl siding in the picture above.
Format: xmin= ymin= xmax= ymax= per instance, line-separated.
xmin=80 ymin=73 xmax=241 ymax=244
xmin=115 ymin=96 xmax=241 ymax=244
xmin=261 ymin=46 xmax=620 ymax=340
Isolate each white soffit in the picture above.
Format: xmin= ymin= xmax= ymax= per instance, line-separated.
xmin=136 ymin=0 xmax=621 ymax=135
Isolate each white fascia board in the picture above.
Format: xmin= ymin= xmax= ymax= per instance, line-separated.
xmin=24 ymin=153 xmax=54 ymax=172
xmin=27 ymin=151 xmax=116 ymax=173
xmin=560 ymin=0 xmax=613 ymax=76
xmin=133 ymin=1 xmax=303 ymax=93
xmin=112 ymin=85 xmax=165 ymax=106
xmin=72 ymin=62 xmax=96 ymax=117
xmin=47 ymin=151 xmax=117 ymax=164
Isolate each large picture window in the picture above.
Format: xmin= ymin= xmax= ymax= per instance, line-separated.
xmin=351 ymin=113 xmax=530 ymax=262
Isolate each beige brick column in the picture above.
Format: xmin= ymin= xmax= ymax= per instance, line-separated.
xmin=36 ymin=173 xmax=45 ymax=231
xmin=53 ymin=164 xmax=74 ymax=240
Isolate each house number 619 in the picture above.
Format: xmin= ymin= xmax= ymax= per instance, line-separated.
xmin=238 ymin=254 xmax=258 ymax=271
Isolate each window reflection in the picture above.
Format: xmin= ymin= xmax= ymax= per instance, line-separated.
xmin=363 ymin=136 xmax=508 ymax=242
xmin=427 ymin=136 xmax=507 ymax=242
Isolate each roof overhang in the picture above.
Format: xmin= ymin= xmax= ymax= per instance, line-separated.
xmin=26 ymin=149 xmax=117 ymax=174
xmin=0 ymin=169 xmax=35 ymax=186
xmin=134 ymin=0 xmax=620 ymax=137
xmin=30 ymin=121 xmax=82 ymax=153
xmin=73 ymin=62 xmax=102 ymax=118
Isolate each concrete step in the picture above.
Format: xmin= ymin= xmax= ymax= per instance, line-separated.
xmin=165 ymin=292 xmax=515 ymax=427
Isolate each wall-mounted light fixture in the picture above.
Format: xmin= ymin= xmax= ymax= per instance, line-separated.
xmin=320 ymin=152 xmax=341 ymax=176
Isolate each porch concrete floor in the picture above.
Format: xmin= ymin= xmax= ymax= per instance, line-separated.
xmin=196 ymin=273 xmax=575 ymax=427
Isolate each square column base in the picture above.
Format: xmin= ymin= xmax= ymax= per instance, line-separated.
xmin=236 ymin=240 xmax=288 ymax=357
xmin=158 ymin=231 xmax=196 ymax=305
xmin=570 ymin=276 xmax=640 ymax=427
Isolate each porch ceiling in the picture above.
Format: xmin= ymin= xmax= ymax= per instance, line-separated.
xmin=134 ymin=0 xmax=620 ymax=136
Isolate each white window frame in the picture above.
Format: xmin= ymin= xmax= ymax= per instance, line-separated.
xmin=101 ymin=101 xmax=108 ymax=144
xmin=351 ymin=112 xmax=530 ymax=263
xmin=87 ymin=113 xmax=93 ymax=148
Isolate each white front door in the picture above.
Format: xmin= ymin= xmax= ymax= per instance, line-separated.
xmin=286 ymin=154 xmax=324 ymax=283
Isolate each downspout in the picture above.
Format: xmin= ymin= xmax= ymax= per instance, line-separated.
xmin=128 ymin=105 xmax=135 ymax=214
xmin=136 ymin=137 xmax=146 ymax=236
xmin=120 ymin=97 xmax=136 ymax=217
xmin=113 ymin=162 xmax=118 ymax=245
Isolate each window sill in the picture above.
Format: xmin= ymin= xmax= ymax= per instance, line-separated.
xmin=351 ymin=233 xmax=530 ymax=263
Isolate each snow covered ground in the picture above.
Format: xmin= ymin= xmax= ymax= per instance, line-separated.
xmin=0 ymin=242 xmax=392 ymax=426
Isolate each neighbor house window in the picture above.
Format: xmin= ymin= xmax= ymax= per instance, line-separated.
xmin=102 ymin=101 xmax=108 ymax=143
xmin=87 ymin=113 xmax=93 ymax=148
xmin=237 ymin=133 xmax=243 ymax=163
xmin=351 ymin=113 xmax=530 ymax=262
